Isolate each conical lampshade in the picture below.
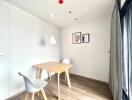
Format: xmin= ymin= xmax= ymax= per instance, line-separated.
xmin=49 ymin=35 xmax=56 ymax=44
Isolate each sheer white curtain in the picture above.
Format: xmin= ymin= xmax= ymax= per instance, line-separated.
xmin=127 ymin=4 xmax=132 ymax=100
xmin=110 ymin=2 xmax=122 ymax=100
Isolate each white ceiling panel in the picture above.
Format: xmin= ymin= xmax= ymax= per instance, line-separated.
xmin=6 ymin=0 xmax=115 ymax=28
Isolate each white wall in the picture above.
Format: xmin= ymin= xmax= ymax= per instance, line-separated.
xmin=0 ymin=1 xmax=60 ymax=99
xmin=61 ymin=14 xmax=112 ymax=83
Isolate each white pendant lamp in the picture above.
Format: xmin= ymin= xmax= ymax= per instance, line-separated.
xmin=49 ymin=35 xmax=56 ymax=45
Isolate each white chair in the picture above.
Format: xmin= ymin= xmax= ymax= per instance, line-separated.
xmin=62 ymin=59 xmax=71 ymax=80
xmin=62 ymin=59 xmax=71 ymax=64
xmin=18 ymin=72 xmax=48 ymax=100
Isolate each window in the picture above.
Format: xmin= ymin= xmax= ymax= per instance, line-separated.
xmin=120 ymin=0 xmax=126 ymax=7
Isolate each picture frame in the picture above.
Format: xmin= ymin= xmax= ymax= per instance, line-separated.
xmin=82 ymin=33 xmax=90 ymax=43
xmin=72 ymin=32 xmax=81 ymax=44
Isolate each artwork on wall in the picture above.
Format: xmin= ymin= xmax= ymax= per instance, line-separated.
xmin=82 ymin=33 xmax=90 ymax=43
xmin=72 ymin=32 xmax=90 ymax=44
xmin=72 ymin=32 xmax=81 ymax=44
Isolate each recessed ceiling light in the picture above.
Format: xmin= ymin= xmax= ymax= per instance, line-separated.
xmin=75 ymin=18 xmax=78 ymax=21
xmin=49 ymin=12 xmax=54 ymax=18
xmin=68 ymin=11 xmax=72 ymax=14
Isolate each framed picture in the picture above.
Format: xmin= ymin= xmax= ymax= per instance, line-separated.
xmin=82 ymin=33 xmax=90 ymax=43
xmin=72 ymin=32 xmax=81 ymax=44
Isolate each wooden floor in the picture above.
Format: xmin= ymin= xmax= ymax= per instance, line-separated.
xmin=9 ymin=74 xmax=113 ymax=100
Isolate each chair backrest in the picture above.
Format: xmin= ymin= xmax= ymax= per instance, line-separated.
xmin=18 ymin=72 xmax=34 ymax=92
xmin=62 ymin=58 xmax=71 ymax=64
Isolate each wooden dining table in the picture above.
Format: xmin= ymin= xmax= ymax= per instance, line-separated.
xmin=34 ymin=62 xmax=73 ymax=100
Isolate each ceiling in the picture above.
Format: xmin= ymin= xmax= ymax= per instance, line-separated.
xmin=6 ymin=0 xmax=115 ymax=28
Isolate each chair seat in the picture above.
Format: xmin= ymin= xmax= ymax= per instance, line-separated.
xmin=26 ymin=79 xmax=48 ymax=93
xmin=32 ymin=79 xmax=48 ymax=89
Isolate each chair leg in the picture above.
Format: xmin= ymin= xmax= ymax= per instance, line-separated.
xmin=41 ymin=89 xmax=47 ymax=100
xmin=37 ymin=91 xmax=40 ymax=97
xmin=32 ymin=93 xmax=34 ymax=100
xmin=25 ymin=92 xmax=29 ymax=100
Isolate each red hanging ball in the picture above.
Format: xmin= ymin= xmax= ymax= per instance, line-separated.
xmin=59 ymin=0 xmax=63 ymax=4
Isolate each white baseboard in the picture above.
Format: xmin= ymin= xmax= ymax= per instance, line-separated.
xmin=2 ymin=86 xmax=25 ymax=100
xmin=2 ymin=76 xmax=52 ymax=100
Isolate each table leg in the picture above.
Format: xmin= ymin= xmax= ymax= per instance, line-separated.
xmin=36 ymin=68 xmax=42 ymax=96
xmin=48 ymin=71 xmax=52 ymax=80
xmin=36 ymin=68 xmax=42 ymax=79
xmin=58 ymin=73 xmax=60 ymax=100
xmin=64 ymin=72 xmax=67 ymax=80
xmin=65 ymin=70 xmax=71 ymax=88
xmin=39 ymin=69 xmax=42 ymax=79
xmin=36 ymin=68 xmax=40 ymax=79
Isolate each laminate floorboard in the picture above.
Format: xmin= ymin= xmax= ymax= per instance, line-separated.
xmin=9 ymin=74 xmax=113 ymax=100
